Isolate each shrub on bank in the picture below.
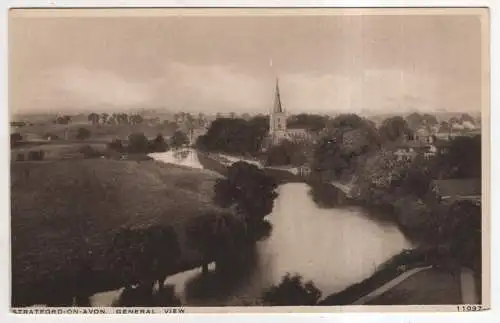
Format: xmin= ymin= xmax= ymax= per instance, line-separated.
xmin=262 ymin=273 xmax=322 ymax=306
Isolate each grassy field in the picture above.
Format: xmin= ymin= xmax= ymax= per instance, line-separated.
xmin=11 ymin=158 xmax=225 ymax=304
xmin=12 ymin=122 xmax=177 ymax=142
xmin=11 ymin=142 xmax=109 ymax=161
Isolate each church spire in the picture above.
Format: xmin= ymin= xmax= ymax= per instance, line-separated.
xmin=273 ymin=78 xmax=283 ymax=113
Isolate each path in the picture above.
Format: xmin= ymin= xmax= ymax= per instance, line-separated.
xmin=329 ymin=181 xmax=354 ymax=197
xmin=353 ymin=266 xmax=478 ymax=305
xmin=351 ymin=266 xmax=433 ymax=305
xmin=460 ymin=267 xmax=479 ymax=304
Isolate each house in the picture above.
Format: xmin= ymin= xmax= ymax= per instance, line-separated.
xmin=287 ymin=127 xmax=313 ymax=143
xmin=429 ymin=179 xmax=481 ymax=205
xmin=394 ymin=141 xmax=429 ymax=161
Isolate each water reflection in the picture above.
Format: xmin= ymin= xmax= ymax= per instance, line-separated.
xmin=89 ymin=149 xmax=413 ymax=306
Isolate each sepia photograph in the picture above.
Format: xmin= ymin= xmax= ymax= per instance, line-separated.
xmin=7 ymin=7 xmax=489 ymax=312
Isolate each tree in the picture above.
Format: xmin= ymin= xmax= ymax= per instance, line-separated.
xmin=196 ymin=116 xmax=269 ymax=156
xmin=110 ymin=226 xmax=181 ymax=291
xmin=393 ymin=195 xmax=433 ymax=231
xmin=79 ymin=145 xmax=101 ymax=158
xmin=287 ymin=114 xmax=328 ymax=132
xmin=100 ymin=113 xmax=109 ymax=125
xmin=459 ymin=113 xmax=476 ymax=125
xmin=87 ymin=113 xmax=100 ymax=125
xmin=445 ymin=200 xmax=481 ymax=270
xmin=262 ymin=274 xmax=321 ymax=306
xmin=422 ymin=113 xmax=438 ymax=126
xmin=170 ymin=131 xmax=189 ymax=149
xmin=312 ymin=114 xmax=380 ymax=182
xmin=10 ymin=133 xmax=23 ymax=147
xmin=213 ymin=161 xmax=278 ymax=228
xmin=128 ymin=133 xmax=149 ymax=154
xmin=76 ymin=127 xmax=91 ymax=140
xmin=439 ymin=135 xmax=481 ymax=178
xmin=55 ymin=115 xmax=71 ymax=125
xmin=27 ymin=150 xmax=45 ymax=161
xmin=378 ymin=116 xmax=412 ymax=142
xmin=149 ymin=134 xmax=168 ymax=152
xmin=405 ymin=112 xmax=424 ymax=130
xmin=329 ymin=113 xmax=367 ymax=129
xmin=265 ymin=140 xmax=306 ymax=166
xmin=185 ymin=211 xmax=246 ymax=274
xmin=108 ymin=139 xmax=124 ymax=152
xmin=130 ymin=114 xmax=144 ymax=126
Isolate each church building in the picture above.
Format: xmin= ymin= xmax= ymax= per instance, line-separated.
xmin=269 ymin=78 xmax=288 ymax=145
xmin=265 ymin=78 xmax=313 ymax=149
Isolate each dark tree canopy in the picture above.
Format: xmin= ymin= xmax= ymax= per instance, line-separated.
xmin=76 ymin=127 xmax=91 ymax=140
xmin=214 ymin=161 xmax=278 ymax=226
xmin=265 ymin=140 xmax=307 ymax=166
xmin=329 ymin=113 xmax=366 ymax=129
xmin=440 ymin=135 xmax=481 ymax=179
xmin=405 ymin=112 xmax=438 ymax=130
xmin=87 ymin=113 xmax=100 ymax=125
xmin=312 ymin=114 xmax=380 ymax=181
xmin=185 ymin=211 xmax=246 ymax=274
xmin=378 ymin=116 xmax=412 ymax=142
xmin=196 ymin=116 xmax=269 ymax=156
xmin=128 ymin=133 xmax=150 ymax=154
xmin=262 ymin=274 xmax=322 ymax=306
xmin=10 ymin=133 xmax=23 ymax=147
xmin=459 ymin=113 xmax=476 ymax=125
xmin=149 ymin=134 xmax=168 ymax=152
xmin=287 ymin=114 xmax=328 ymax=132
xmin=170 ymin=130 xmax=189 ymax=149
xmin=110 ymin=226 xmax=181 ymax=288
xmin=108 ymin=139 xmax=124 ymax=152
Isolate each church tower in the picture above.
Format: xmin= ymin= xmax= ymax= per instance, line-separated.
xmin=269 ymin=78 xmax=287 ymax=145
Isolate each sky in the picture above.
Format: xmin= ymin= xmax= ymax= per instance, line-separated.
xmin=9 ymin=10 xmax=485 ymax=115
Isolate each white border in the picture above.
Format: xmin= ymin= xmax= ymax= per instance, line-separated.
xmin=1 ymin=0 xmax=497 ymax=322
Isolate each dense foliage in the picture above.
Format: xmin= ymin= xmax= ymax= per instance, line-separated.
xmin=196 ymin=116 xmax=269 ymax=156
xmin=109 ymin=225 xmax=181 ymax=290
xmin=262 ymin=274 xmax=322 ymax=306
xmin=170 ymin=130 xmax=189 ymax=149
xmin=213 ymin=161 xmax=278 ymax=228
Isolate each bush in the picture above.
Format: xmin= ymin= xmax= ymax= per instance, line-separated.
xmin=76 ymin=127 xmax=91 ymax=140
xmin=79 ymin=145 xmax=102 ymax=159
xmin=108 ymin=139 xmax=124 ymax=153
xmin=10 ymin=133 xmax=23 ymax=147
xmin=262 ymin=273 xmax=322 ymax=306
xmin=27 ymin=150 xmax=45 ymax=161
xmin=128 ymin=133 xmax=149 ymax=154
xmin=170 ymin=131 xmax=189 ymax=149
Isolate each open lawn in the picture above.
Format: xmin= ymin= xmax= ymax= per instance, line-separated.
xmin=11 ymin=158 xmax=225 ymax=305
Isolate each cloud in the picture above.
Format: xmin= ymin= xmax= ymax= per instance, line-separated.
xmin=57 ymin=67 xmax=153 ymax=107
xmin=12 ymin=62 xmax=467 ymax=115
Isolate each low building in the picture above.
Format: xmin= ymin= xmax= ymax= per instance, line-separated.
xmin=429 ymin=179 xmax=481 ymax=205
xmin=286 ymin=127 xmax=313 ymax=143
xmin=394 ymin=141 xmax=429 ymax=161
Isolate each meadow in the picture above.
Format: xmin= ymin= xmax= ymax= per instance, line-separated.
xmin=10 ymin=157 xmax=225 ymax=305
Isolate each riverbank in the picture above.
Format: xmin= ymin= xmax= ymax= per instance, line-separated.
xmin=196 ymin=150 xmax=422 ymax=303
xmin=318 ymin=248 xmax=439 ymax=305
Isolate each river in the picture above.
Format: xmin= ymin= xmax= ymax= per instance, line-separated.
xmin=91 ymin=149 xmax=412 ymax=306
